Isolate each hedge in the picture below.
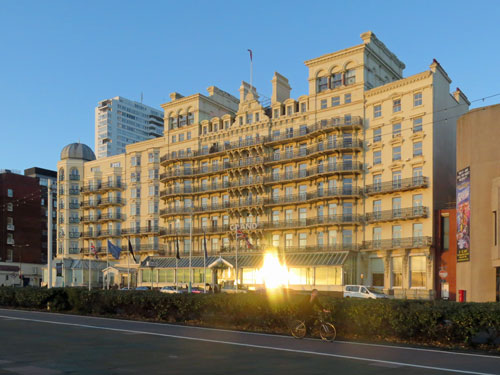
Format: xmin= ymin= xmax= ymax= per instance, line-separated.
xmin=0 ymin=287 xmax=499 ymax=350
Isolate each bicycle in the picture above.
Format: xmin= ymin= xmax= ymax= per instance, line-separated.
xmin=290 ymin=312 xmax=336 ymax=341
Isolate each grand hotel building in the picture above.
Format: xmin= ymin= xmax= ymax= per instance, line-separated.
xmin=54 ymin=32 xmax=469 ymax=298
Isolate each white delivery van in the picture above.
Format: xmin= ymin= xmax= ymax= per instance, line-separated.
xmin=344 ymin=285 xmax=389 ymax=299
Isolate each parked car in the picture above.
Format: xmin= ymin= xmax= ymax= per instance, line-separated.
xmin=159 ymin=286 xmax=180 ymax=294
xmin=135 ymin=286 xmax=150 ymax=291
xmin=343 ymin=285 xmax=389 ymax=299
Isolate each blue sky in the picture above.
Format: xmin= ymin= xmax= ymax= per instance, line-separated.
xmin=1 ymin=0 xmax=499 ymax=172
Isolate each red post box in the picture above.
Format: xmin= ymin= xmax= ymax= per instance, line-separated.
xmin=458 ymin=289 xmax=466 ymax=302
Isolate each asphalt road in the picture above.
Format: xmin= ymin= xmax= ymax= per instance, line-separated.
xmin=0 ymin=309 xmax=498 ymax=375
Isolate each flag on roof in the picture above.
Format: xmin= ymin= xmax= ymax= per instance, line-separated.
xmin=107 ymin=240 xmax=122 ymax=260
xmin=247 ymin=49 xmax=253 ymax=62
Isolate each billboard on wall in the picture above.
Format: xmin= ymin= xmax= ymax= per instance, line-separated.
xmin=457 ymin=167 xmax=470 ymax=262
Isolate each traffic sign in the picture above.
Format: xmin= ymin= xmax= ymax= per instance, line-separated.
xmin=439 ymin=269 xmax=448 ymax=279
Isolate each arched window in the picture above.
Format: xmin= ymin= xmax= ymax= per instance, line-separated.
xmin=70 ymin=168 xmax=80 ymax=181
xmin=58 ymin=168 xmax=65 ymax=181
xmin=345 ymin=69 xmax=356 ymax=85
xmin=317 ymin=76 xmax=328 ymax=93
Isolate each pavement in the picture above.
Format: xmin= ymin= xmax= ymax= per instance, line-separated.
xmin=0 ymin=308 xmax=499 ymax=375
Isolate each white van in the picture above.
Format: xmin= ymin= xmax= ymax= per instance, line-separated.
xmin=344 ymin=285 xmax=389 ymax=299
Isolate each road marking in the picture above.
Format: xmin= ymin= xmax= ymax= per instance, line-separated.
xmin=0 ymin=314 xmax=495 ymax=375
xmin=1 ymin=308 xmax=497 ymax=360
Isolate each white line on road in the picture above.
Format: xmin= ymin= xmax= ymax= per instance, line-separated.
xmin=1 ymin=308 xmax=497 ymax=360
xmin=0 ymin=314 xmax=495 ymax=375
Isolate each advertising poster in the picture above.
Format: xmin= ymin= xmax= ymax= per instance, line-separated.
xmin=457 ymin=167 xmax=470 ymax=262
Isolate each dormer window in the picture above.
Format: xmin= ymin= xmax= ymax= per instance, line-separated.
xmin=332 ymin=73 xmax=342 ymax=88
xmin=317 ymin=77 xmax=328 ymax=92
xmin=273 ymin=109 xmax=279 ymax=118
xmin=287 ymin=106 xmax=293 ymax=116
xmin=224 ymin=120 xmax=230 ymax=129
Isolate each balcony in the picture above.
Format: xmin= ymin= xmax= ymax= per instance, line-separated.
xmin=263 ymin=215 xmax=361 ymax=229
xmin=69 ymin=188 xmax=80 ymax=195
xmin=365 ymin=207 xmax=429 ymax=223
xmin=69 ymin=217 xmax=80 ymax=224
xmin=81 ymin=215 xmax=100 ymax=223
xmin=229 ymin=176 xmax=264 ymax=188
xmin=265 ymin=139 xmax=363 ymax=164
xmin=264 ymin=162 xmax=362 ymax=184
xmin=365 ymin=177 xmax=429 ymax=195
xmin=266 ymin=187 xmax=362 ymax=206
xmin=80 ymin=200 xmax=100 ymax=208
xmin=69 ymin=203 xmax=80 ymax=209
xmin=99 ymin=213 xmax=125 ymax=221
xmin=361 ymin=236 xmax=432 ymax=251
xmin=81 ymin=181 xmax=125 ymax=193
xmin=121 ymin=226 xmax=161 ymax=235
xmin=99 ymin=197 xmax=126 ymax=206
xmin=69 ymin=232 xmax=80 ymax=238
xmin=98 ymin=229 xmax=122 ymax=237
xmin=69 ymin=175 xmax=80 ymax=181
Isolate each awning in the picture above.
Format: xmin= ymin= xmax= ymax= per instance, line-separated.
xmin=139 ymin=252 xmax=350 ymax=269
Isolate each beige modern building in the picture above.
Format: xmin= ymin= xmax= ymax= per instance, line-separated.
xmin=456 ymin=104 xmax=500 ymax=302
xmin=53 ymin=32 xmax=469 ymax=297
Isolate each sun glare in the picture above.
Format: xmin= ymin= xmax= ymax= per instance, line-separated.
xmin=259 ymin=252 xmax=288 ymax=289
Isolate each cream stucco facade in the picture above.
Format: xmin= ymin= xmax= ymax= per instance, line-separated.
xmin=54 ymin=32 xmax=468 ymax=297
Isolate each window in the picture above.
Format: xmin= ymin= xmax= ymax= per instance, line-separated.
xmin=373 ymin=150 xmax=382 ymax=165
xmin=317 ymin=77 xmax=328 ymax=92
xmin=286 ymin=106 xmax=293 ymax=116
xmin=393 ymin=99 xmax=401 ymax=112
xmin=345 ymin=69 xmax=355 ymax=85
xmin=413 ymin=223 xmax=423 ymax=238
xmin=269 ymin=234 xmax=279 ymax=248
xmin=315 ymin=267 xmax=341 ymax=285
xmin=171 ymin=135 xmax=176 ymax=143
xmin=332 ymin=73 xmax=342 ymax=88
xmin=344 ymin=93 xmax=351 ymax=104
xmin=7 ymin=203 xmax=13 ymax=211
xmin=410 ymin=256 xmax=426 ymax=287
xmin=272 ymin=210 xmax=280 ymax=224
xmin=320 ymin=99 xmax=327 ymax=109
xmin=246 ymin=113 xmax=253 ymax=124
xmin=255 ymin=113 xmax=260 ymax=122
xmin=373 ymin=128 xmax=382 ymax=143
xmin=373 ymin=227 xmax=382 ymax=246
xmin=289 ymin=267 xmax=312 ymax=285
xmin=414 ymin=92 xmax=422 ymax=107
xmin=392 ymin=257 xmax=403 ymax=287
xmin=285 ymin=233 xmax=293 ymax=248
xmin=331 ymin=96 xmax=340 ymax=107
xmin=299 ymin=233 xmax=307 ymax=248
xmin=374 ymin=105 xmax=381 ymax=118
xmin=239 ymin=117 xmax=243 ymax=125
xmin=392 ymin=146 xmax=401 ymax=161
xmin=442 ymin=216 xmax=450 ymax=250
xmin=301 ymin=103 xmax=307 ymax=112
xmin=393 ymin=171 xmax=402 ymax=189
xmin=413 ymin=117 xmax=423 ymax=133
xmin=7 ymin=189 xmax=13 ymax=197
xmin=392 ymin=225 xmax=402 ymax=247
xmin=273 ymin=109 xmax=279 ymax=118
xmin=392 ymin=123 xmax=401 ymax=138
xmin=371 ymin=258 xmax=384 ymax=287
xmin=328 ymin=230 xmax=337 ymax=245
xmin=373 ymin=174 xmax=382 ymax=191
xmin=413 ymin=141 xmax=423 ymax=157
xmin=342 ymin=229 xmax=352 ymax=246
xmin=392 ymin=197 xmax=402 ymax=217
xmin=178 ymin=133 xmax=184 ymax=142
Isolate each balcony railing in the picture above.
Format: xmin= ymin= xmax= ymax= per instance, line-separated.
xmin=69 ymin=232 xmax=80 ymax=238
xmin=265 ymin=139 xmax=363 ymax=163
xmin=365 ymin=207 xmax=429 ymax=223
xmin=69 ymin=188 xmax=80 ymax=195
xmin=68 ymin=217 xmax=80 ymax=224
xmin=69 ymin=175 xmax=80 ymax=181
xmin=365 ymin=177 xmax=429 ymax=195
xmin=266 ymin=187 xmax=362 ymax=205
xmin=81 ymin=181 xmax=125 ymax=193
xmin=99 ymin=213 xmax=125 ymax=221
xmin=159 ymin=117 xmax=363 ymax=164
xmin=69 ymin=203 xmax=80 ymax=209
xmin=121 ymin=226 xmax=161 ymax=235
xmin=160 ymin=182 xmax=230 ymax=198
xmin=264 ymin=162 xmax=362 ymax=183
xmin=99 ymin=197 xmax=126 ymax=206
xmin=361 ymin=236 xmax=432 ymax=250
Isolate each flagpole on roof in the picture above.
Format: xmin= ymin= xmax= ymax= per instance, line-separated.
xmin=248 ymin=49 xmax=253 ymax=90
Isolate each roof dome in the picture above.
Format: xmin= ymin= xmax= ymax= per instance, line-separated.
xmin=60 ymin=143 xmax=96 ymax=161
